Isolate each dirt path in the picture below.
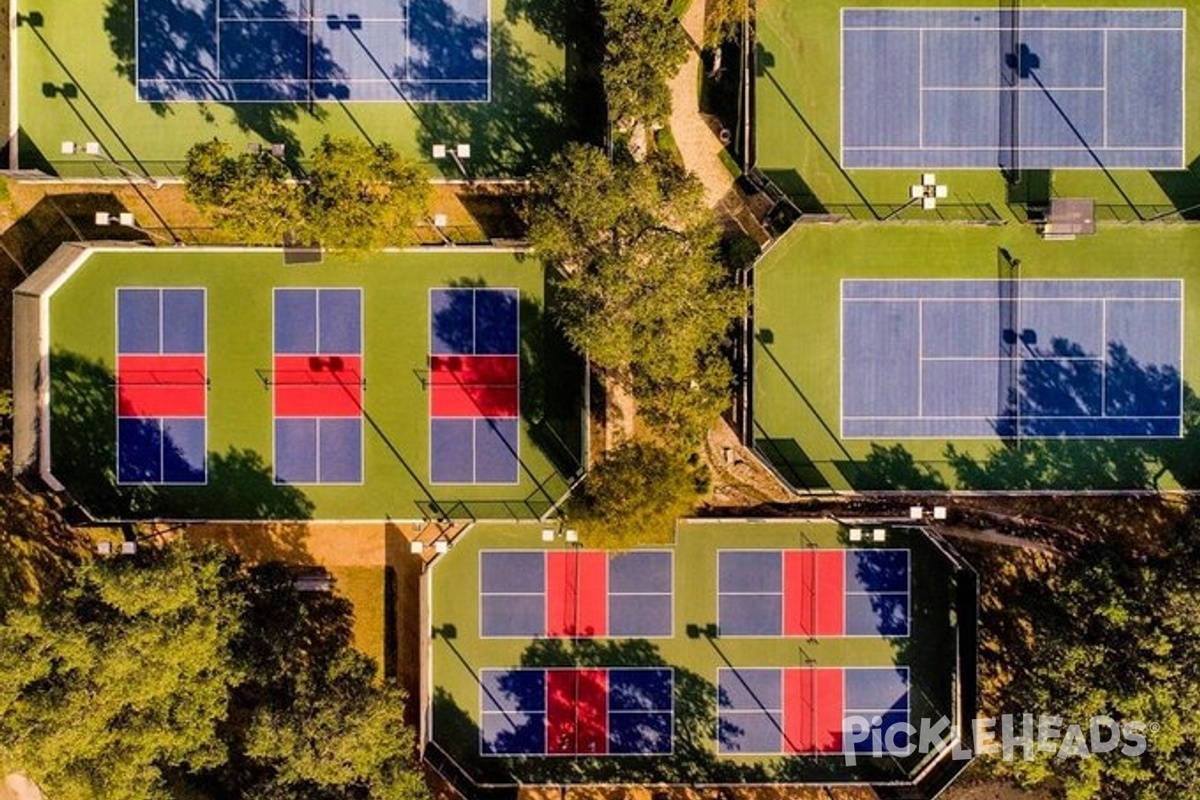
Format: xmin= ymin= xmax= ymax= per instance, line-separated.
xmin=668 ymin=1 xmax=737 ymax=209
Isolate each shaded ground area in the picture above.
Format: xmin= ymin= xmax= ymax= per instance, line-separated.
xmin=181 ymin=521 xmax=453 ymax=707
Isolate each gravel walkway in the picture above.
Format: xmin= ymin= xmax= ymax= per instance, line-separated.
xmin=668 ymin=0 xmax=738 ymax=210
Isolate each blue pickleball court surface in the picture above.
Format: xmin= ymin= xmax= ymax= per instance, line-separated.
xmin=842 ymin=279 xmax=1184 ymax=439
xmin=478 ymin=550 xmax=674 ymax=638
xmin=841 ymin=8 xmax=1185 ymax=169
xmin=480 ymin=667 xmax=674 ymax=756
xmin=428 ymin=287 xmax=520 ymax=485
xmin=137 ymin=0 xmax=489 ymax=102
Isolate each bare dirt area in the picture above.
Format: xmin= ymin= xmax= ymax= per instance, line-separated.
xmin=942 ymin=779 xmax=1055 ymax=800
xmin=1 ymin=774 xmax=43 ymax=800
xmin=702 ymin=415 xmax=792 ymax=507
xmin=668 ymin=1 xmax=737 ymax=210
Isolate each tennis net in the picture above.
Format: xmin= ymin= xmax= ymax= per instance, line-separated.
xmin=997 ymin=276 xmax=1020 ymax=436
xmin=997 ymin=0 xmax=1021 ymax=176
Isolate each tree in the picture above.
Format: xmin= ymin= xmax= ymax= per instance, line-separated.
xmin=304 ymin=136 xmax=430 ymax=253
xmin=0 ymin=544 xmax=244 ymax=800
xmin=216 ymin=563 xmax=428 ymax=800
xmin=980 ymin=509 xmax=1200 ymax=800
xmin=703 ymin=0 xmax=752 ymax=49
xmin=0 ymin=547 xmax=429 ymax=800
xmin=183 ymin=139 xmax=302 ymax=246
xmin=527 ymin=144 xmax=746 ymax=443
xmin=601 ymin=0 xmax=689 ymax=128
xmin=182 ymin=137 xmax=429 ymax=252
xmin=573 ymin=441 xmax=708 ymax=548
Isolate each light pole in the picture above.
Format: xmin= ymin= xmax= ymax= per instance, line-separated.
xmin=94 ymin=210 xmax=179 ymax=245
xmin=60 ymin=140 xmax=162 ymax=188
xmin=432 ymin=143 xmax=472 ymax=183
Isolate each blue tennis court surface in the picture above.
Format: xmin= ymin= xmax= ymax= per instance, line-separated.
xmin=137 ymin=0 xmax=489 ymax=102
xmin=842 ymin=279 xmax=1183 ymax=439
xmin=842 ymin=8 xmax=1185 ymax=169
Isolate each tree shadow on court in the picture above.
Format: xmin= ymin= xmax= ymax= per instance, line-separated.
xmin=104 ymin=0 xmax=325 ymax=161
xmin=48 ymin=349 xmax=314 ymax=520
xmin=415 ymin=22 xmax=568 ymax=178
xmin=752 ymin=424 xmax=832 ymax=492
xmin=430 ymin=635 xmax=811 ymax=788
xmin=944 ymin=340 xmax=1184 ymax=491
xmin=857 ymin=444 xmax=948 ymax=492
xmin=504 ymin=0 xmax=606 ymax=145
xmin=754 ymin=42 xmax=878 ymax=216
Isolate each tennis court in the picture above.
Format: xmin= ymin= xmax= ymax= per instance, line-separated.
xmin=841 ymin=7 xmax=1185 ymax=169
xmin=272 ymin=288 xmax=364 ymax=484
xmin=479 ymin=550 xmax=673 ymax=638
xmin=717 ymin=549 xmax=910 ymax=637
xmin=429 ymin=288 xmax=520 ymax=485
xmin=136 ymin=0 xmax=490 ymax=102
xmin=480 ymin=667 xmax=674 ymax=756
xmin=717 ymin=666 xmax=909 ymax=755
xmin=842 ymin=279 xmax=1184 ymax=439
xmin=116 ymin=288 xmax=208 ymax=484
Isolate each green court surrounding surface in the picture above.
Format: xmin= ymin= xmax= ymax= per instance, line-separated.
xmin=15 ymin=0 xmax=570 ymax=178
xmin=41 ymin=247 xmax=583 ymax=520
xmin=426 ymin=520 xmax=967 ymax=788
xmin=753 ymin=223 xmax=1200 ymax=492
xmin=755 ymin=0 xmax=1200 ymax=220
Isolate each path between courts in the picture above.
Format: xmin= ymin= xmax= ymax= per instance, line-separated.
xmin=668 ymin=0 xmax=737 ymax=210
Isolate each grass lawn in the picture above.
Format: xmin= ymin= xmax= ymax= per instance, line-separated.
xmin=15 ymin=0 xmax=572 ymax=178
xmin=43 ymin=247 xmax=584 ymax=520
xmin=754 ymin=0 xmax=1200 ymax=218
xmin=753 ymin=222 xmax=1200 ymax=492
xmin=428 ymin=520 xmax=964 ymax=787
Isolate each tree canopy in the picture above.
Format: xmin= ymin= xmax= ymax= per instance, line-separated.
xmin=703 ymin=0 xmax=752 ymax=49
xmin=573 ymin=441 xmax=708 ymax=548
xmin=0 ymin=545 xmax=427 ymax=800
xmin=527 ymin=143 xmax=745 ymax=445
xmin=978 ymin=507 xmax=1200 ymax=800
xmin=183 ymin=136 xmax=429 ymax=252
xmin=600 ymin=0 xmax=689 ymax=129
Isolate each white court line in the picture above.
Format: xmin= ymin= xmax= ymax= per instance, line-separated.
xmin=845 ymin=26 xmax=1183 ymax=33
xmin=917 ymin=299 xmax=924 ymax=417
xmin=918 ymin=29 xmax=924 ymax=149
xmin=1101 ymin=298 xmax=1108 ymax=417
xmin=846 ymin=296 xmax=1181 ymax=304
xmin=844 ymin=414 xmax=1181 ymax=420
xmin=215 ymin=14 xmax=222 ymax=81
xmin=1180 ymin=15 xmax=1190 ymax=167
xmin=842 ymin=144 xmax=1180 ymax=151
xmin=1102 ymin=30 xmax=1109 ymax=148
xmin=920 ymin=86 xmax=1106 ymax=92
xmin=918 ymin=356 xmax=1104 ymax=362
